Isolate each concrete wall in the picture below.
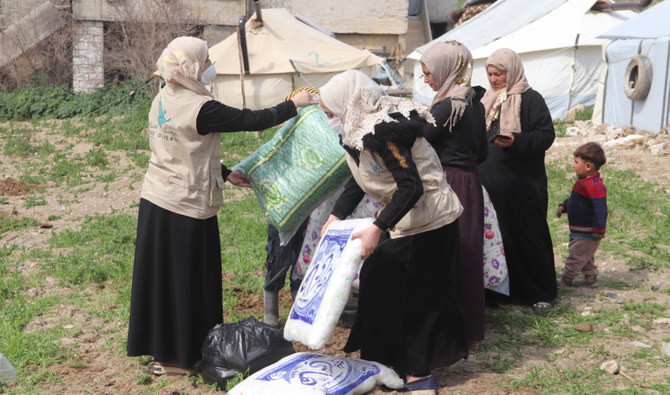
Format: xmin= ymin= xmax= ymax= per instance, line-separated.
xmin=72 ymin=0 xmax=245 ymax=26
xmin=0 ymin=0 xmax=45 ymax=26
xmin=275 ymin=0 xmax=409 ymax=35
xmin=69 ymin=0 xmax=410 ymax=48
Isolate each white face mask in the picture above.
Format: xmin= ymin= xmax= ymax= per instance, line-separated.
xmin=200 ymin=65 xmax=217 ymax=85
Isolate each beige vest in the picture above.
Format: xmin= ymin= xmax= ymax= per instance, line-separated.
xmin=347 ymin=137 xmax=462 ymax=238
xmin=141 ymin=84 xmax=225 ymax=219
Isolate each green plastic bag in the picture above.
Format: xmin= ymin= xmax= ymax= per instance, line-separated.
xmin=234 ymin=106 xmax=351 ymax=238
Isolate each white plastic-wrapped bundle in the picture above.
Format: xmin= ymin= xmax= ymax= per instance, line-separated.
xmin=226 ymin=352 xmax=403 ymax=395
xmin=284 ymin=218 xmax=374 ymax=349
xmin=482 ymin=186 xmax=509 ymax=295
xmin=295 ymin=187 xmax=380 ymax=280
xmin=0 ymin=352 xmax=16 ymax=382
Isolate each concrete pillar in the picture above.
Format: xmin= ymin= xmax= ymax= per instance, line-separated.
xmin=72 ymin=20 xmax=104 ymax=93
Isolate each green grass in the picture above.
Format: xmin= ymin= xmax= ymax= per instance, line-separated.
xmin=509 ymin=364 xmax=613 ymax=394
xmin=548 ymin=163 xmax=670 ymax=273
xmin=0 ymin=90 xmax=668 ymax=393
xmin=0 ymin=214 xmax=39 ymax=235
xmin=47 ymin=213 xmax=136 ymax=286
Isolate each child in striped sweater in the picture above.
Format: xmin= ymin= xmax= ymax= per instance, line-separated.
xmin=556 ymin=142 xmax=607 ymax=287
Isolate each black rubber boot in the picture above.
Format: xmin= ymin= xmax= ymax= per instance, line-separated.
xmin=263 ymin=291 xmax=279 ymax=327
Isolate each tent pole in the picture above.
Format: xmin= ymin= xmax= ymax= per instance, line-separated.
xmin=663 ymin=40 xmax=670 ymax=131
xmin=237 ymin=24 xmax=247 ymax=109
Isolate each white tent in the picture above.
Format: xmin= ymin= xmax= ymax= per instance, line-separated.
xmin=595 ymin=1 xmax=670 ymax=133
xmin=208 ymin=8 xmax=381 ymax=110
xmin=409 ymin=0 xmax=634 ymax=120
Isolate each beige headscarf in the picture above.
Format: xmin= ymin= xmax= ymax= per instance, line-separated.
xmin=480 ymin=48 xmax=530 ymax=134
xmin=156 ymin=36 xmax=214 ymax=98
xmin=420 ymin=41 xmax=474 ymax=132
xmin=320 ymin=70 xmax=434 ymax=150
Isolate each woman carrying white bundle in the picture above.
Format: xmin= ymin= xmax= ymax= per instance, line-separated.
xmin=318 ymin=70 xmax=467 ymax=394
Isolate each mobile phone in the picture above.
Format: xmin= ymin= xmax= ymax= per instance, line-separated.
xmin=489 ymin=134 xmax=512 ymax=143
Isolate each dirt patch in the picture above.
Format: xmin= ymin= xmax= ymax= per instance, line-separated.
xmin=0 ymin=178 xmax=37 ymax=196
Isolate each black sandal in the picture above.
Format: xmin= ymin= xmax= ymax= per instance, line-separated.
xmin=531 ymin=301 xmax=554 ymax=314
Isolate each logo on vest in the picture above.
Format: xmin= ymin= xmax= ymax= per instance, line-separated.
xmin=158 ymin=101 xmax=171 ymax=127
xmin=369 ymin=161 xmax=381 ymax=172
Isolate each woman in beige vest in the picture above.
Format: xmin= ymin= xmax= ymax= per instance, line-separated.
xmin=318 ymin=70 xmax=467 ymax=394
xmin=126 ymin=36 xmax=314 ymax=375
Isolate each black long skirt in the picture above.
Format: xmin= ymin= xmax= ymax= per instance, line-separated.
xmin=443 ymin=166 xmax=485 ymax=343
xmin=344 ymin=222 xmax=467 ymax=377
xmin=480 ymin=159 xmax=557 ymax=306
xmin=127 ymin=199 xmax=223 ymax=369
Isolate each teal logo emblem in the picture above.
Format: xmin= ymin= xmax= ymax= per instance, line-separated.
xmin=369 ymin=161 xmax=380 ymax=172
xmin=309 ymin=51 xmax=331 ymax=67
xmin=158 ymin=101 xmax=171 ymax=127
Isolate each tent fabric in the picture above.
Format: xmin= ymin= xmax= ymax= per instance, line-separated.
xmin=408 ymin=0 xmax=568 ymax=61
xmin=410 ymin=0 xmax=633 ymax=120
xmin=208 ymin=8 xmax=381 ymax=110
xmin=595 ymin=1 xmax=670 ymax=133
xmin=469 ymin=1 xmax=630 ymax=57
xmin=598 ymin=0 xmax=670 ymax=39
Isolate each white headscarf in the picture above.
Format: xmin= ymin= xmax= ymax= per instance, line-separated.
xmin=319 ymin=69 xmax=384 ymax=118
xmin=320 ymin=70 xmax=434 ymax=150
xmin=156 ymin=36 xmax=214 ymax=98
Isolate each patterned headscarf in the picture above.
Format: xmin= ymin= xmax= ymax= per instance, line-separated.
xmin=420 ymin=41 xmax=474 ymax=132
xmin=319 ymin=70 xmax=434 ymax=150
xmin=156 ymin=36 xmax=214 ymax=98
xmin=480 ymin=48 xmax=530 ymax=134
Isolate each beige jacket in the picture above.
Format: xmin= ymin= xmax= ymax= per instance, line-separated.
xmin=141 ymin=84 xmax=225 ymax=219
xmin=346 ymin=137 xmax=462 ymax=238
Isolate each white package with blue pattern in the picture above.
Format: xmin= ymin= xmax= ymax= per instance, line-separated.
xmin=227 ymin=352 xmax=403 ymax=395
xmin=283 ymin=217 xmax=374 ymax=350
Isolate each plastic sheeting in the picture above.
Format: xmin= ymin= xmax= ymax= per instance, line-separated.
xmin=599 ymin=37 xmax=670 ymax=133
xmin=599 ymin=0 xmax=670 ymax=40
xmin=234 ymin=105 xmax=351 ymax=240
xmin=596 ymin=0 xmax=670 ymax=133
xmin=227 ymin=352 xmax=403 ymax=395
xmin=0 ymin=352 xmax=16 ymax=382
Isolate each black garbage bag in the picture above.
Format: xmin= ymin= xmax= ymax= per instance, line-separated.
xmin=200 ymin=316 xmax=295 ymax=386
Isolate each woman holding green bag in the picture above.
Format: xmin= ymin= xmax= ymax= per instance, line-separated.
xmin=127 ymin=36 xmax=315 ymax=376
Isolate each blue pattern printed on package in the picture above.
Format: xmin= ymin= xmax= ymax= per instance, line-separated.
xmin=290 ymin=228 xmax=353 ymax=324
xmin=256 ymin=353 xmax=380 ymax=394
